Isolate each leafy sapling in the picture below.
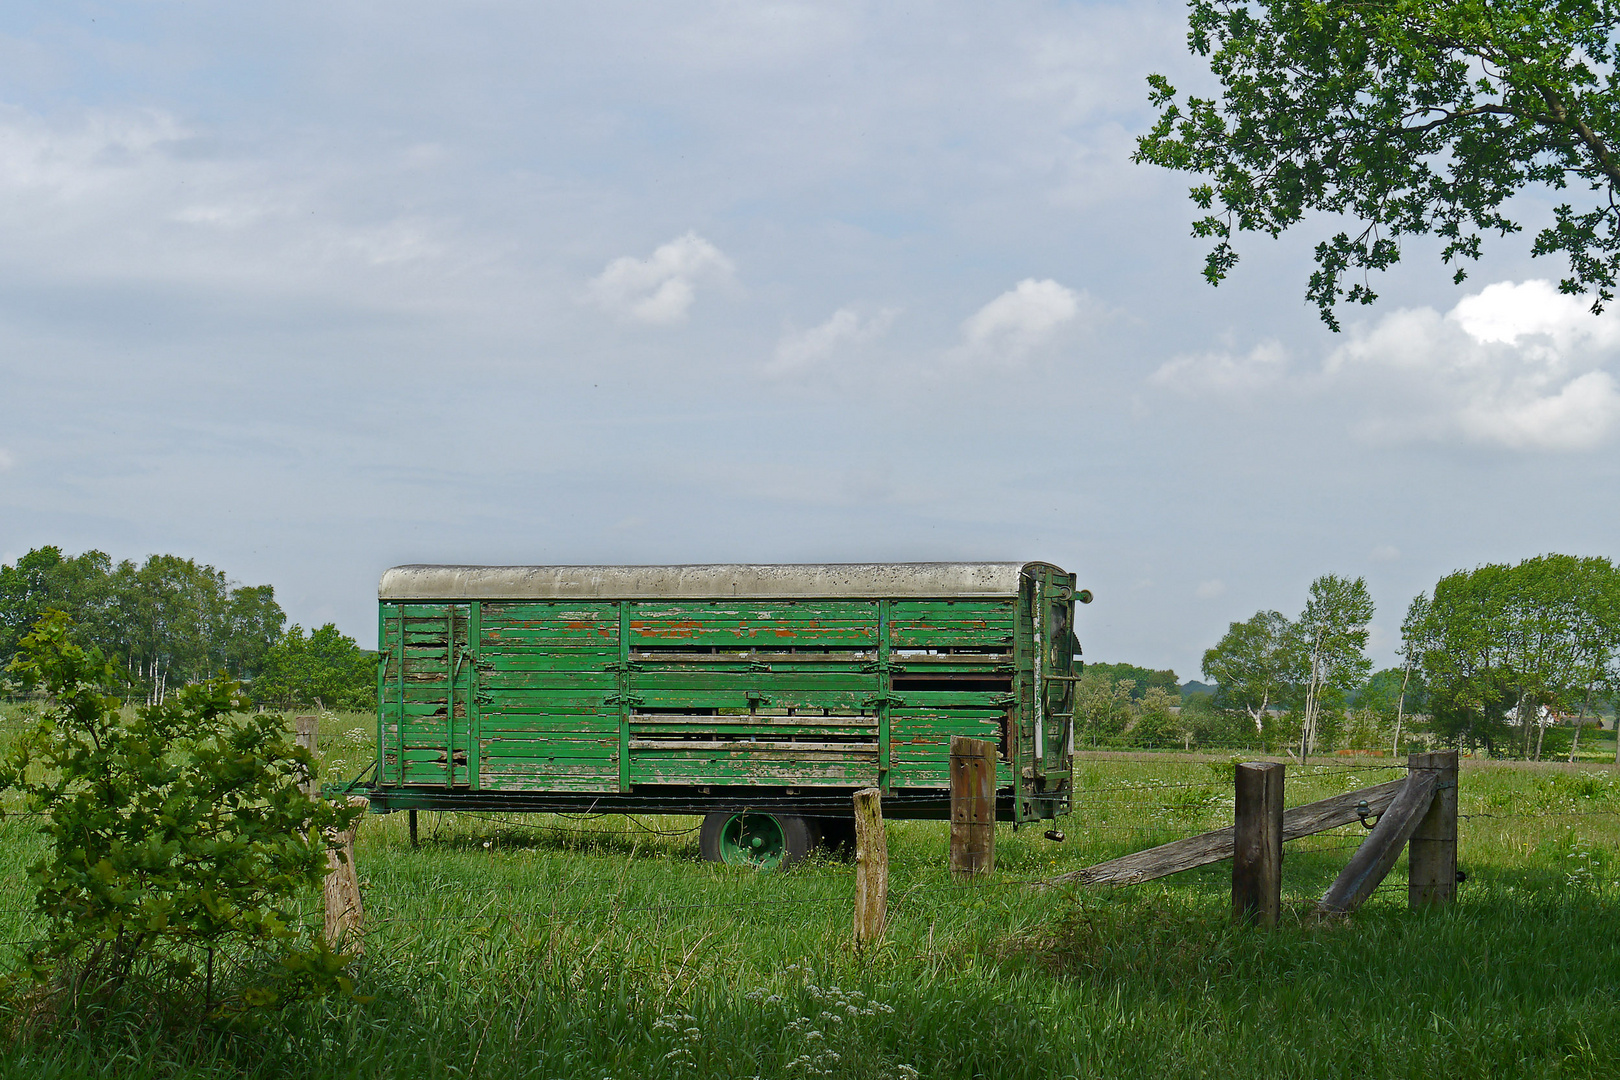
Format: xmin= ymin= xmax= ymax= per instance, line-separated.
xmin=0 ymin=611 xmax=362 ymax=1027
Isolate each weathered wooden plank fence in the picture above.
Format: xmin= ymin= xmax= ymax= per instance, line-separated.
xmin=1040 ymin=752 xmax=1459 ymax=922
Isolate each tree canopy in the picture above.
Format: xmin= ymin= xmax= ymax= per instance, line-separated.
xmin=1082 ymin=662 xmax=1182 ymax=701
xmin=1405 ymin=554 xmax=1620 ymax=755
xmin=1136 ymin=0 xmax=1620 ymax=328
xmin=252 ymin=623 xmax=377 ymax=711
xmin=0 ymin=546 xmax=376 ymax=709
xmin=1 ymin=547 xmax=286 ymax=703
xmin=1200 ymin=575 xmax=1373 ymax=754
xmin=1202 ymin=609 xmax=1292 ymax=735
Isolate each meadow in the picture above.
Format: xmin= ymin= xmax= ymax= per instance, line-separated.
xmin=1 ymin=705 xmax=1619 ymax=1078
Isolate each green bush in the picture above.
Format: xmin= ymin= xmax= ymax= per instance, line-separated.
xmin=250 ymin=623 xmax=376 ymax=710
xmin=1130 ymin=688 xmax=1185 ymax=749
xmin=0 ymin=613 xmax=361 ymax=1030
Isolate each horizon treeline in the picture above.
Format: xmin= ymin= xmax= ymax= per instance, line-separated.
xmin=1081 ymin=554 xmax=1620 ymax=761
xmin=0 ymin=546 xmax=373 ymax=709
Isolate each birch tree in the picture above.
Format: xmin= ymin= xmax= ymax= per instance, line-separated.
xmin=1293 ymin=575 xmax=1375 ymax=761
xmin=1202 ymin=610 xmax=1292 ymax=740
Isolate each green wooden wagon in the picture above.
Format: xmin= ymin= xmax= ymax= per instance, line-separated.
xmin=362 ymin=562 xmax=1090 ymax=867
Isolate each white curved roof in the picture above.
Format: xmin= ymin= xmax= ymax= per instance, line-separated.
xmin=379 ymin=562 xmax=1066 ymax=601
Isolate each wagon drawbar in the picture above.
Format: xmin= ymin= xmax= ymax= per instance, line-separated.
xmin=361 ymin=562 xmax=1091 ymax=868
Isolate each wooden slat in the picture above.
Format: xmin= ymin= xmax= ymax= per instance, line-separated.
xmin=629 ymin=738 xmax=877 ymax=753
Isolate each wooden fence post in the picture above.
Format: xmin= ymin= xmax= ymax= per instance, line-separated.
xmin=293 ymin=715 xmax=366 ymax=953
xmin=949 ymin=736 xmax=996 ymax=878
xmin=409 ymin=808 xmax=419 ymax=849
xmin=853 ymin=787 xmax=887 ymax=946
xmin=324 ymin=798 xmax=367 ymax=955
xmin=294 ymin=716 xmax=319 ymax=799
xmin=1407 ymin=750 xmax=1459 ymax=909
xmin=1232 ymin=761 xmax=1284 ymax=927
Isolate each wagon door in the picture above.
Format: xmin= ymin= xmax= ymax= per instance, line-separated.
xmin=1018 ymin=566 xmax=1077 ymax=818
xmin=380 ymin=602 xmax=473 ymax=787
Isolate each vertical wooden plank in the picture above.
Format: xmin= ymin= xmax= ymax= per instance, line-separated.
xmin=1031 ymin=576 xmax=1045 ymax=777
xmin=950 ymin=736 xmax=997 ymax=878
xmin=445 ymin=606 xmax=456 ymax=790
xmin=468 ymin=601 xmax=482 ymax=790
xmin=617 ymin=600 xmax=632 ymax=793
xmin=295 ymin=716 xmax=319 ymax=799
xmin=877 ymin=598 xmax=891 ymax=795
xmin=395 ymin=604 xmax=407 ymax=785
xmin=1012 ymin=576 xmax=1033 ymax=821
xmin=852 ymin=787 xmax=887 ymax=946
xmin=1408 ymin=750 xmax=1459 ymax=909
xmin=374 ymin=605 xmax=387 ymax=789
xmin=1232 ymin=761 xmax=1284 ymax=927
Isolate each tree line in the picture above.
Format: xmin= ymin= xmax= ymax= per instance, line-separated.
xmin=0 ymin=546 xmax=375 ymax=710
xmin=1076 ymin=555 xmax=1620 ymax=761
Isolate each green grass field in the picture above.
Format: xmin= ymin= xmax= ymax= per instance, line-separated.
xmin=2 ymin=707 xmax=1619 ymax=1078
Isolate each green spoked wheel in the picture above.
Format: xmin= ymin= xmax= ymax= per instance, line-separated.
xmin=699 ymin=811 xmax=814 ymax=870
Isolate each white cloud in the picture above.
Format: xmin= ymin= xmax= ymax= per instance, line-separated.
xmin=1327 ymin=280 xmax=1620 ymax=451
xmin=1152 ymin=339 xmax=1288 ymax=394
xmin=586 ymin=232 xmax=734 ymax=324
xmin=768 ymin=306 xmax=897 ymax=375
xmin=1369 ymin=544 xmax=1400 ymax=562
xmin=957 ymin=278 xmax=1085 ymax=363
xmin=1450 ymin=279 xmax=1620 ymax=349
xmin=1194 ymin=579 xmax=1225 ymax=600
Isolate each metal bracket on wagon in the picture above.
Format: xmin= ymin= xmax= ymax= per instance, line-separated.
xmin=604 ymin=691 xmax=645 ymax=707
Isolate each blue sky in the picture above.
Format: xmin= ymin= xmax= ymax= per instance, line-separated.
xmin=2 ymin=2 xmax=1617 ymax=678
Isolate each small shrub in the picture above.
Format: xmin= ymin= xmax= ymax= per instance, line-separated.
xmin=0 ymin=612 xmax=361 ymax=1033
xmin=1129 ymin=688 xmax=1183 ymax=749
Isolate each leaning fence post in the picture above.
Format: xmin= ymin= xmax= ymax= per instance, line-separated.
xmin=1232 ymin=761 xmax=1284 ymax=927
xmin=853 ymin=787 xmax=888 ymax=946
xmin=949 ymin=736 xmax=997 ymax=878
xmin=294 ymin=716 xmax=320 ymax=799
xmin=1407 ymin=750 xmax=1458 ymax=909
xmin=324 ymin=798 xmax=368 ymax=955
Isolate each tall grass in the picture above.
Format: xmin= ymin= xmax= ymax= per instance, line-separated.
xmin=1 ymin=752 xmax=1618 ymax=1078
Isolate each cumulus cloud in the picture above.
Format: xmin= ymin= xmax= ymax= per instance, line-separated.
xmin=1195 ymin=579 xmax=1225 ymax=600
xmin=586 ymin=232 xmax=734 ymax=324
xmin=1328 ymin=280 xmax=1620 ymax=451
xmin=957 ymin=278 xmax=1086 ymax=363
xmin=1152 ymin=339 xmax=1288 ymax=394
xmin=768 ymin=306 xmax=897 ymax=375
